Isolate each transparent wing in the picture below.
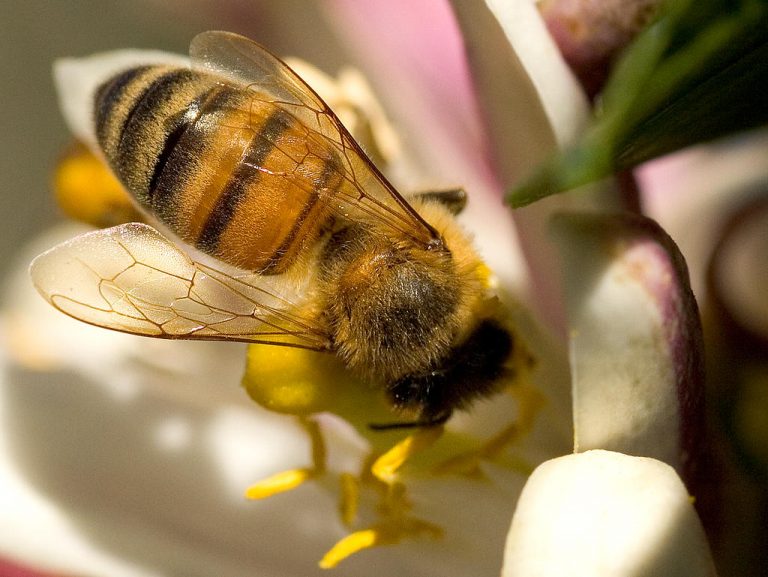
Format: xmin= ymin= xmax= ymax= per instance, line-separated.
xmin=191 ymin=30 xmax=322 ymax=110
xmin=190 ymin=30 xmax=440 ymax=246
xmin=30 ymin=223 xmax=330 ymax=350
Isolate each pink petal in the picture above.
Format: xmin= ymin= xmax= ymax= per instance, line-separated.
xmin=321 ymin=0 xmax=528 ymax=292
xmin=540 ymin=0 xmax=661 ymax=97
xmin=323 ymin=0 xmax=493 ymax=187
xmin=450 ymin=0 xmax=605 ymax=332
xmin=0 ymin=557 xmax=71 ymax=577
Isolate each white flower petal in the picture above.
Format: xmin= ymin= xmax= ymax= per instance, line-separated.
xmin=54 ymin=49 xmax=188 ymax=150
xmin=0 ymin=363 xmax=161 ymax=577
xmin=502 ymin=450 xmax=718 ymax=577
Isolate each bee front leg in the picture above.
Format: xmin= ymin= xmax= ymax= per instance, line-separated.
xmin=432 ymin=383 xmax=545 ymax=477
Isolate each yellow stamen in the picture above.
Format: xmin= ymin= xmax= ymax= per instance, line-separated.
xmin=475 ymin=262 xmax=494 ymax=288
xmin=319 ymin=529 xmax=382 ymax=569
xmin=244 ymin=468 xmax=314 ymax=499
xmin=53 ymin=141 xmax=140 ymax=227
xmin=319 ymin=518 xmax=444 ymax=569
xmin=245 ymin=417 xmax=328 ymax=500
xmin=338 ymin=472 xmax=360 ymax=527
xmin=304 ymin=417 xmax=327 ymax=474
xmin=371 ymin=426 xmax=444 ymax=484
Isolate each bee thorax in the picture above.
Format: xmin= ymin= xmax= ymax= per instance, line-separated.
xmin=321 ymin=225 xmax=461 ymax=384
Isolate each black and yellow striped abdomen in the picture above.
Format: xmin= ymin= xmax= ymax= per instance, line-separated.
xmin=94 ymin=64 xmax=342 ymax=273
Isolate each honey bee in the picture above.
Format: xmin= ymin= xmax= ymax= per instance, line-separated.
xmin=31 ymin=31 xmax=517 ymax=428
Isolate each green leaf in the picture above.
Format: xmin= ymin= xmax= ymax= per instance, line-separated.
xmin=508 ymin=0 xmax=768 ymax=207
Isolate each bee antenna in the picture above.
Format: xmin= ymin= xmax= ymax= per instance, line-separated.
xmin=368 ymin=411 xmax=451 ymax=431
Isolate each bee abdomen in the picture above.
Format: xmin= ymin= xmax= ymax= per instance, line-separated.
xmin=95 ymin=65 xmax=214 ymax=205
xmin=95 ymin=65 xmax=344 ymax=273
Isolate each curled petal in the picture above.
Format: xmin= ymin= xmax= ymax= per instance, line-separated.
xmin=553 ymin=212 xmax=705 ymax=485
xmin=501 ymin=450 xmax=718 ymax=577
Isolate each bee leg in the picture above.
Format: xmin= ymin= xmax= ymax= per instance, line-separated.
xmin=338 ymin=472 xmax=361 ymax=527
xmin=409 ymin=187 xmax=467 ymax=215
xmin=244 ymin=416 xmax=327 ymax=499
xmin=432 ymin=384 xmax=545 ymax=477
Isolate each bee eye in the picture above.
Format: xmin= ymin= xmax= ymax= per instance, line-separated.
xmin=389 ymin=376 xmax=431 ymax=408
